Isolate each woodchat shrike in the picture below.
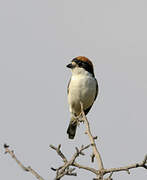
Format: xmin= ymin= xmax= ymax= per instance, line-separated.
xmin=66 ymin=56 xmax=98 ymax=139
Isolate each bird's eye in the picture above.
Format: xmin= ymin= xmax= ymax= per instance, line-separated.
xmin=78 ymin=61 xmax=82 ymax=67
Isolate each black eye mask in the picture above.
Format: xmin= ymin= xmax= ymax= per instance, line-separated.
xmin=72 ymin=58 xmax=94 ymax=76
xmin=72 ymin=58 xmax=85 ymax=67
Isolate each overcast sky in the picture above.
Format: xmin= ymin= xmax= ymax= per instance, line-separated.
xmin=0 ymin=1 xmax=147 ymax=180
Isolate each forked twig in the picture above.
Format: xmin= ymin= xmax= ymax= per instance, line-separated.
xmin=50 ymin=144 xmax=96 ymax=179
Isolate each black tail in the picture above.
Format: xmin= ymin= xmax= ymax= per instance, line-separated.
xmin=67 ymin=118 xmax=77 ymax=139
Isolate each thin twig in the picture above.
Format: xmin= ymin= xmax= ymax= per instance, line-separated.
xmin=50 ymin=144 xmax=68 ymax=163
xmin=104 ymin=154 xmax=147 ymax=175
xmin=4 ymin=144 xmax=45 ymax=180
xmin=73 ymin=162 xmax=98 ymax=175
xmin=50 ymin=144 xmax=94 ymax=179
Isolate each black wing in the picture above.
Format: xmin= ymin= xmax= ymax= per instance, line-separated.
xmin=94 ymin=78 xmax=98 ymax=101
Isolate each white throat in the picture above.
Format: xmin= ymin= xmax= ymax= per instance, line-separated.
xmin=71 ymin=67 xmax=91 ymax=77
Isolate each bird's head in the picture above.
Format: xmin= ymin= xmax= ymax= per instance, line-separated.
xmin=66 ymin=56 xmax=95 ymax=76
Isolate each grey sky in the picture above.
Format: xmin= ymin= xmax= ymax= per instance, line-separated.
xmin=0 ymin=0 xmax=147 ymax=180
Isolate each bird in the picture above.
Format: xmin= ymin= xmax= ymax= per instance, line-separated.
xmin=66 ymin=56 xmax=98 ymax=139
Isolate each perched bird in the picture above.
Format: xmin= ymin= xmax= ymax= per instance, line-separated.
xmin=66 ymin=56 xmax=98 ymax=139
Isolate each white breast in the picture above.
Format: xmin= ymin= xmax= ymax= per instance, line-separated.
xmin=68 ymin=73 xmax=97 ymax=115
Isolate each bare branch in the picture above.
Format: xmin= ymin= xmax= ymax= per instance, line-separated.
xmin=104 ymin=154 xmax=147 ymax=175
xmin=4 ymin=112 xmax=147 ymax=180
xmin=50 ymin=144 xmax=68 ymax=163
xmin=50 ymin=144 xmax=98 ymax=179
xmin=50 ymin=105 xmax=147 ymax=179
xmin=73 ymin=162 xmax=98 ymax=175
xmin=4 ymin=144 xmax=45 ymax=180
xmin=80 ymin=102 xmax=104 ymax=170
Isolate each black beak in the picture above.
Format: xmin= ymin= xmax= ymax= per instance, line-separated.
xmin=66 ymin=63 xmax=73 ymax=68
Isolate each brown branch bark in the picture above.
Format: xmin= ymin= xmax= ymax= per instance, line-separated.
xmin=103 ymin=154 xmax=147 ymax=175
xmin=50 ymin=144 xmax=96 ymax=179
xmin=80 ymin=102 xmax=104 ymax=171
xmin=50 ymin=142 xmax=147 ymax=180
xmin=73 ymin=162 xmax=98 ymax=175
xmin=4 ymin=144 xmax=45 ymax=180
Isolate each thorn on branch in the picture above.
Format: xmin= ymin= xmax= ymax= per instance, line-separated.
xmin=126 ymin=169 xmax=130 ymax=174
xmin=80 ymin=151 xmax=85 ymax=156
xmin=67 ymin=172 xmax=77 ymax=176
xmin=91 ymin=153 xmax=95 ymax=163
xmin=49 ymin=144 xmax=57 ymax=150
xmin=93 ymin=136 xmax=98 ymax=140
xmin=51 ymin=167 xmax=57 ymax=171
xmin=75 ymin=147 xmax=79 ymax=154
xmin=84 ymin=144 xmax=91 ymax=149
xmin=4 ymin=143 xmax=9 ymax=148
xmin=57 ymin=144 xmax=61 ymax=151
xmin=143 ymin=154 xmax=147 ymax=165
xmin=67 ymin=168 xmax=77 ymax=176
xmin=81 ymin=145 xmax=84 ymax=148
xmin=109 ymin=172 xmax=113 ymax=179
